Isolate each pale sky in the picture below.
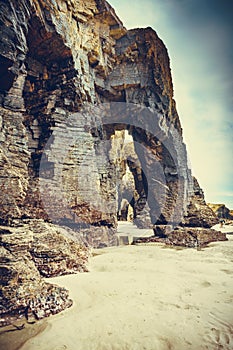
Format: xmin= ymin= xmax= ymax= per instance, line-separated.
xmin=109 ymin=0 xmax=233 ymax=209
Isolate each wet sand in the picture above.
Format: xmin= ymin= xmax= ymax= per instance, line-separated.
xmin=0 ymin=320 xmax=48 ymax=350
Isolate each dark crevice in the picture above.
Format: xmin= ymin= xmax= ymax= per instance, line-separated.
xmin=0 ymin=55 xmax=15 ymax=93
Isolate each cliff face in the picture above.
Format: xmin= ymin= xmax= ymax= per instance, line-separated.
xmin=0 ymin=0 xmax=217 ymax=230
xmin=0 ymin=0 xmax=185 ymax=228
xmin=0 ymin=0 xmax=221 ymax=325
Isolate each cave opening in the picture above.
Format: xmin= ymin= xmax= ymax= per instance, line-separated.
xmin=102 ymin=120 xmax=171 ymax=230
xmin=106 ymin=128 xmax=152 ymax=228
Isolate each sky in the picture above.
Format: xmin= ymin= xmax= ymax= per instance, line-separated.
xmin=109 ymin=0 xmax=233 ymax=209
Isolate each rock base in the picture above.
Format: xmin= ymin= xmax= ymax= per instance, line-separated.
xmin=133 ymin=227 xmax=227 ymax=248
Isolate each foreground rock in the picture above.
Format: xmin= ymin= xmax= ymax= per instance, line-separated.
xmin=28 ymin=220 xmax=89 ymax=276
xmin=0 ymin=221 xmax=89 ymax=326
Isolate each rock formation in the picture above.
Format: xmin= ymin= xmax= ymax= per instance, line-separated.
xmin=0 ymin=0 xmax=224 ymax=325
xmin=134 ymin=227 xmax=226 ymax=248
xmin=207 ymin=203 xmax=233 ymax=220
xmin=0 ymin=220 xmax=89 ymax=326
xmin=184 ymin=177 xmax=219 ymax=228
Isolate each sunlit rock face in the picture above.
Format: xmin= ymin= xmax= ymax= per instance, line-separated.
xmin=184 ymin=178 xmax=219 ymax=228
xmin=207 ymin=203 xmax=233 ymax=220
xmin=0 ymin=0 xmax=221 ymax=324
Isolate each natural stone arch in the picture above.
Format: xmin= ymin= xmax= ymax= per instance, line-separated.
xmin=101 ymin=124 xmax=153 ymax=228
xmin=100 ymin=102 xmax=188 ymax=231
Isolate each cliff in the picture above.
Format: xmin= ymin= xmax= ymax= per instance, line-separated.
xmin=0 ymin=0 xmax=223 ymax=325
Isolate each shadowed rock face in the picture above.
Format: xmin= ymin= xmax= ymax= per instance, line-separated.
xmin=0 ymin=0 xmax=222 ymax=324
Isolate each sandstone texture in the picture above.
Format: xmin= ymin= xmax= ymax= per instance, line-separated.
xmin=0 ymin=0 xmax=225 ymax=324
xmin=184 ymin=177 xmax=219 ymax=228
xmin=0 ymin=220 xmax=89 ymax=326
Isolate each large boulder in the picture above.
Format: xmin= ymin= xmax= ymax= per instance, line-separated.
xmin=0 ymin=221 xmax=89 ymax=326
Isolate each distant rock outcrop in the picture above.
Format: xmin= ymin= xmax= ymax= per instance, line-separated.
xmin=207 ymin=203 xmax=233 ymax=220
xmin=134 ymin=227 xmax=226 ymax=248
xmin=184 ymin=177 xmax=219 ymax=228
xmin=0 ymin=0 xmax=225 ymax=325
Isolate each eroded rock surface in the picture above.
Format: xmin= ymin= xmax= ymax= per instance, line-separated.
xmin=184 ymin=177 xmax=219 ymax=228
xmin=0 ymin=220 xmax=89 ymax=326
xmin=134 ymin=227 xmax=227 ymax=248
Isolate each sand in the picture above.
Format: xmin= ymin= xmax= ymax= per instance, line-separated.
xmin=0 ymin=320 xmax=48 ymax=350
xmin=16 ymin=223 xmax=233 ymax=350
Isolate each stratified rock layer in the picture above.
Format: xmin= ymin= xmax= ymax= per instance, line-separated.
xmin=0 ymin=0 xmax=225 ymax=324
xmin=0 ymin=220 xmax=89 ymax=326
xmin=0 ymin=0 xmax=215 ymax=230
xmin=184 ymin=178 xmax=219 ymax=227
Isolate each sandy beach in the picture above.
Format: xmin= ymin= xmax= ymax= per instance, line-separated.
xmin=15 ymin=223 xmax=233 ymax=350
